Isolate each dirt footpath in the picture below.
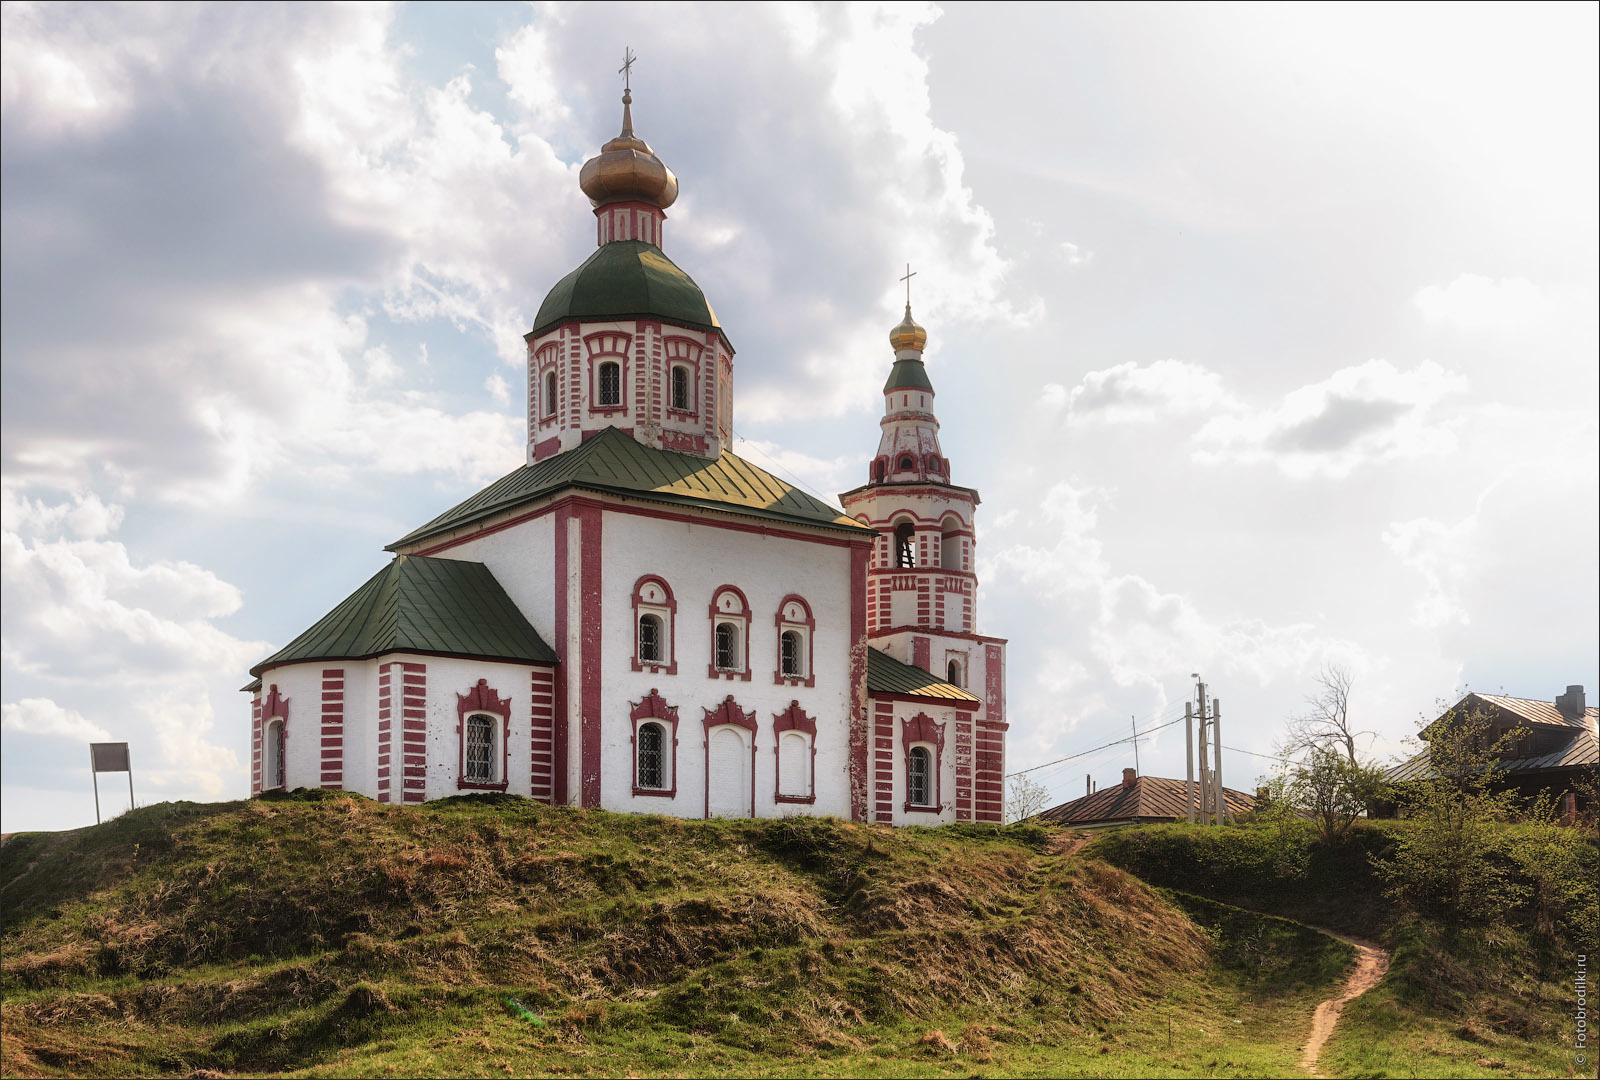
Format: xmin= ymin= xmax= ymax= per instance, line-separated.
xmin=1299 ymin=928 xmax=1391 ymax=1077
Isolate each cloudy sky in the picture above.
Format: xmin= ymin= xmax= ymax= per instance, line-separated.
xmin=3 ymin=1 xmax=1595 ymax=831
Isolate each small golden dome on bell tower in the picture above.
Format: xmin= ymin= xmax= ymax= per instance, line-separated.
xmin=889 ymin=304 xmax=927 ymax=352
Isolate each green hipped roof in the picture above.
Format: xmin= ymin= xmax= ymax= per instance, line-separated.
xmin=390 ymin=426 xmax=875 ymax=550
xmin=250 ymin=556 xmax=557 ymax=677
xmin=883 ymin=357 xmax=934 ymax=393
xmin=866 ymin=647 xmax=980 ymax=703
xmin=531 ymin=240 xmax=727 ymax=344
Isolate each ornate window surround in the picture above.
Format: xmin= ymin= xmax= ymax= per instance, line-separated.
xmin=456 ymin=678 xmax=511 ymax=791
xmin=584 ymin=331 xmax=630 ymax=415
xmin=901 ymin=712 xmax=945 ymax=813
xmin=772 ymin=594 xmax=816 ymax=688
xmin=631 ymin=574 xmax=678 ymax=675
xmin=707 ymin=584 xmax=752 ymax=681
xmin=261 ymin=683 xmax=290 ymax=792
xmin=772 ymin=700 xmax=817 ymax=804
xmin=630 ymin=688 xmax=680 ymax=798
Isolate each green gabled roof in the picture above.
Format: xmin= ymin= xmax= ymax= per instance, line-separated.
xmin=390 ymin=427 xmax=875 ymax=550
xmin=251 ymin=556 xmax=557 ymax=677
xmin=883 ymin=357 xmax=934 ymax=393
xmin=531 ymin=240 xmax=727 ymax=345
xmin=866 ymin=647 xmax=980 ymax=703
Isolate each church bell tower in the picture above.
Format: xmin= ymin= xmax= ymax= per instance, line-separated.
xmin=838 ymin=299 xmax=990 ymax=690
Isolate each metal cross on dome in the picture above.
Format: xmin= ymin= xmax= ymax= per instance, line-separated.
xmin=900 ymin=262 xmax=917 ymax=306
xmin=619 ymin=47 xmax=636 ymax=92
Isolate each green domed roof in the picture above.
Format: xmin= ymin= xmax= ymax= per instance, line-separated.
xmin=530 ymin=240 xmax=725 ymax=343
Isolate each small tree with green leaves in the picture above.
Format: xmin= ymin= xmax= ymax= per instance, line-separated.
xmin=1285 ymin=747 xmax=1389 ymax=847
xmin=1371 ymin=703 xmax=1526 ymax=925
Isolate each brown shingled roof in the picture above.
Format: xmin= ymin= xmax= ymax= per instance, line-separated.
xmin=1034 ymin=774 xmax=1256 ymax=827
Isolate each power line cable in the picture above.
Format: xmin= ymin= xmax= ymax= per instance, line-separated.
xmin=1006 ymin=714 xmax=1186 ymax=778
xmin=731 ymin=426 xmax=839 ymax=506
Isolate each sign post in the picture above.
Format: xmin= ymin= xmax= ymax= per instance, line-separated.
xmin=89 ymin=742 xmax=133 ymax=824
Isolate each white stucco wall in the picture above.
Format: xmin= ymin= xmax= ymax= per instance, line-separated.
xmin=597 ymin=509 xmax=855 ymax=819
xmin=434 ymin=514 xmax=558 ymax=641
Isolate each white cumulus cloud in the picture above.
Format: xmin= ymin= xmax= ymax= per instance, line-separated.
xmin=2 ymin=697 xmax=111 ymax=742
xmin=1193 ymin=359 xmax=1466 ymax=478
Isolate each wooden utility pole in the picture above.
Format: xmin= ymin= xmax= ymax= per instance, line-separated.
xmin=1214 ymin=697 xmax=1229 ymax=824
xmin=1185 ymin=701 xmax=1195 ymax=824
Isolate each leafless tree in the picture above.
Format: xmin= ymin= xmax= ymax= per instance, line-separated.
xmin=1280 ymin=664 xmax=1373 ymax=765
xmin=1006 ymin=773 xmax=1052 ymax=824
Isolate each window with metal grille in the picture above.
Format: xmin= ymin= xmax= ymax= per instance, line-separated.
xmin=267 ymin=720 xmax=285 ymax=790
xmin=543 ymin=370 xmax=556 ymax=416
xmin=638 ymin=614 xmax=663 ymax=663
xmin=894 ymin=521 xmax=916 ymax=568
xmin=671 ymin=365 xmax=691 ymax=410
xmin=465 ymin=714 xmax=495 ymax=783
xmin=781 ymin=630 xmax=802 ymax=678
xmin=598 ymin=361 xmax=621 ymax=406
xmin=637 ymin=722 xmax=665 ymax=789
xmin=907 ymin=746 xmax=932 ymax=806
xmin=715 ymin=622 xmax=738 ymax=670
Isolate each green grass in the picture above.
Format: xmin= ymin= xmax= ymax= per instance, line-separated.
xmin=3 ymin=793 xmax=1351 ymax=1079
xmin=1090 ymin=817 xmax=1597 ymax=1078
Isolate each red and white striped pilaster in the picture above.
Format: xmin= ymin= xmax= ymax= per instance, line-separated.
xmin=530 ymin=667 xmax=555 ymax=803
xmin=320 ymin=668 xmax=344 ymax=789
xmin=872 ymin=700 xmax=895 ymax=823
xmin=377 ymin=663 xmax=394 ymax=802
xmin=401 ymin=662 xmax=427 ymax=803
xmin=250 ymin=690 xmax=263 ymax=796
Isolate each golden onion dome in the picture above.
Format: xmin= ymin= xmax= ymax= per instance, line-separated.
xmin=889 ymin=304 xmax=927 ymax=352
xmin=578 ymin=90 xmax=679 ymax=209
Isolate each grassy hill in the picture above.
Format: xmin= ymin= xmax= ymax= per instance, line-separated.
xmin=1 ymin=793 xmax=1354 ymax=1079
xmin=1091 ymin=819 xmax=1595 ymax=1079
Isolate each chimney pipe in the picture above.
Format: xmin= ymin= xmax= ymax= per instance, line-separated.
xmin=1557 ymin=684 xmax=1586 ymax=721
xmin=1122 ymin=767 xmax=1137 ymax=789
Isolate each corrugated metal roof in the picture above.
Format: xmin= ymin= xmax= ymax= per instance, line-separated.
xmin=391 ymin=427 xmax=873 ymax=550
xmin=1034 ymin=774 xmax=1256 ymax=827
xmin=1467 ymin=693 xmax=1598 ymax=730
xmin=250 ymin=555 xmax=557 ymax=676
xmin=1386 ymin=727 xmax=1598 ymax=784
xmin=865 ymin=647 xmax=981 ymax=703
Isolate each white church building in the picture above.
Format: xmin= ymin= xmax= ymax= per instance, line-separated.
xmin=244 ymin=86 xmax=1008 ymax=826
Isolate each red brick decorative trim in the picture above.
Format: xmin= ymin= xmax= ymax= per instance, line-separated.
xmin=320 ymin=668 xmax=345 ymax=789
xmin=400 ymin=662 xmax=427 ymax=803
xmin=707 ymin=584 xmax=752 ymax=682
xmin=702 ymin=694 xmax=758 ymax=819
xmin=871 ymin=699 xmax=894 ymax=823
xmin=630 ymin=688 xmax=680 ymax=798
xmin=849 ymin=542 xmax=871 ymax=823
xmin=631 ymin=574 xmax=679 ymax=675
xmin=456 ymin=678 xmax=511 ymax=792
xmin=954 ymin=712 xmax=973 ymax=822
xmin=974 ymin=719 xmax=1005 ymax=824
xmin=772 ymin=594 xmax=817 ymax=688
xmin=530 ymin=667 xmax=555 ymax=804
xmin=772 ymin=700 xmax=817 ymax=804
xmin=901 ymin=712 xmax=945 ymax=814
xmin=377 ymin=663 xmax=394 ymax=803
xmin=577 ymin=503 xmax=604 ymax=808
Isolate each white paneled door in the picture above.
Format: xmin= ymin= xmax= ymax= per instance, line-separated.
xmin=707 ymin=726 xmax=750 ymax=817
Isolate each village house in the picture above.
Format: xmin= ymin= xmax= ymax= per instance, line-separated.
xmin=1380 ymin=685 xmax=1598 ymax=823
xmin=1034 ymin=767 xmax=1256 ymax=830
